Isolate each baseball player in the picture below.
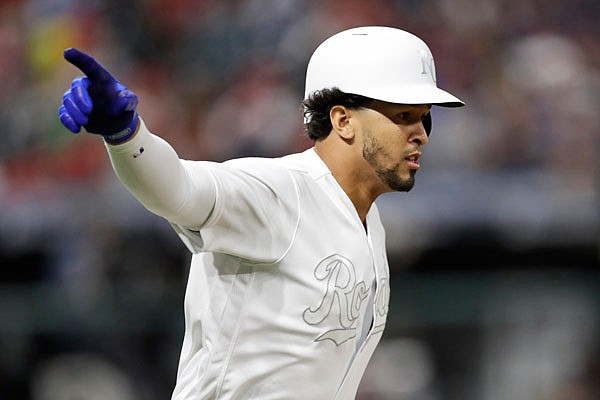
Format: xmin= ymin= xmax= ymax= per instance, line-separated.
xmin=58 ymin=26 xmax=463 ymax=399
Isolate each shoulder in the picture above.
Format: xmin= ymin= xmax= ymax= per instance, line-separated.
xmin=218 ymin=147 xmax=322 ymax=180
xmin=278 ymin=147 xmax=330 ymax=180
xmin=199 ymin=155 xmax=300 ymax=200
xmin=220 ymin=156 xmax=295 ymax=188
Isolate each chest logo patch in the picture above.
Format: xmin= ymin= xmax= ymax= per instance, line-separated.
xmin=303 ymin=254 xmax=370 ymax=346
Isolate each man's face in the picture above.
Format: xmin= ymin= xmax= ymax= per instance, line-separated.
xmin=354 ymin=101 xmax=431 ymax=192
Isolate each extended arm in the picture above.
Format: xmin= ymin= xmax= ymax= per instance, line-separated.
xmin=59 ymin=48 xmax=214 ymax=229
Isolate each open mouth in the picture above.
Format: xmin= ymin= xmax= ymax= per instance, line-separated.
xmin=405 ymin=153 xmax=421 ymax=169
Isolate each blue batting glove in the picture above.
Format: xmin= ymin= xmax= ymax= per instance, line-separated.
xmin=59 ymin=48 xmax=139 ymax=144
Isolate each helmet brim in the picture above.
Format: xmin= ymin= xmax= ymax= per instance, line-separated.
xmin=335 ymin=83 xmax=465 ymax=108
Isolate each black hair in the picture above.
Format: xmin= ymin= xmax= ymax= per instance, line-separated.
xmin=302 ymin=88 xmax=373 ymax=141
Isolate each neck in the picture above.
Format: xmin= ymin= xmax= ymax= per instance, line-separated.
xmin=314 ymin=143 xmax=384 ymax=223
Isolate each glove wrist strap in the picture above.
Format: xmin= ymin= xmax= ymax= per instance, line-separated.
xmin=103 ymin=114 xmax=140 ymax=144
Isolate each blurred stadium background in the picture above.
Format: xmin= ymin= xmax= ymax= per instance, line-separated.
xmin=0 ymin=0 xmax=598 ymax=399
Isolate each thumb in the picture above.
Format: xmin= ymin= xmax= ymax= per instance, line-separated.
xmin=109 ymin=85 xmax=138 ymax=114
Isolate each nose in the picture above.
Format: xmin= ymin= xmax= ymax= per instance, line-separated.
xmin=410 ymin=121 xmax=429 ymax=147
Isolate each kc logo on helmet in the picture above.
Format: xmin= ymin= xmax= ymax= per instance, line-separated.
xmin=419 ymin=49 xmax=437 ymax=83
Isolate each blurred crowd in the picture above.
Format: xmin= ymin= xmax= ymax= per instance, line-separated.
xmin=0 ymin=0 xmax=598 ymax=399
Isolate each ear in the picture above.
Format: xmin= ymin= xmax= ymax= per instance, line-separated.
xmin=330 ymin=105 xmax=355 ymax=140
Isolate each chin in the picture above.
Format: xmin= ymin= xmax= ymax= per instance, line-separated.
xmin=377 ymin=168 xmax=416 ymax=192
xmin=389 ymin=176 xmax=415 ymax=192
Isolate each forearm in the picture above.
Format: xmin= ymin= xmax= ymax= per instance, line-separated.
xmin=106 ymin=119 xmax=215 ymax=229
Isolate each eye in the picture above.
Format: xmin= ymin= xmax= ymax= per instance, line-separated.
xmin=391 ymin=112 xmax=411 ymax=124
xmin=390 ymin=108 xmax=430 ymax=124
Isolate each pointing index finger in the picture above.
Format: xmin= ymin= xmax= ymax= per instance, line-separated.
xmin=64 ymin=48 xmax=114 ymax=83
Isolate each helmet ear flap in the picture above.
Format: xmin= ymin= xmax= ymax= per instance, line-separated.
xmin=423 ymin=113 xmax=432 ymax=136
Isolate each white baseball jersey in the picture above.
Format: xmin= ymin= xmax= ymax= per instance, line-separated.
xmin=107 ymin=122 xmax=390 ymax=399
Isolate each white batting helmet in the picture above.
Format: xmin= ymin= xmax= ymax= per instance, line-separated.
xmin=304 ymin=26 xmax=464 ymax=107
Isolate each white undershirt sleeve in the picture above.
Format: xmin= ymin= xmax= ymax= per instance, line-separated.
xmin=105 ymin=119 xmax=216 ymax=230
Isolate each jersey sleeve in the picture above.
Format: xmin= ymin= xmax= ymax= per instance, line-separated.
xmin=106 ymin=120 xmax=300 ymax=264
xmin=172 ymin=158 xmax=301 ymax=264
xmin=106 ymin=119 xmax=217 ymax=230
